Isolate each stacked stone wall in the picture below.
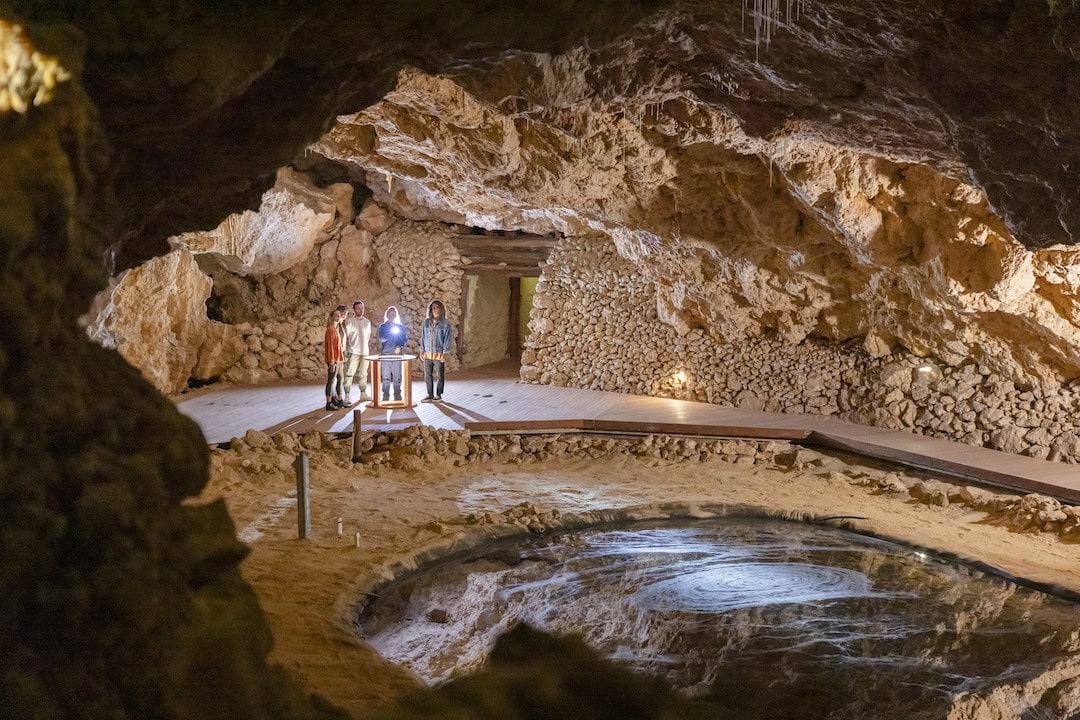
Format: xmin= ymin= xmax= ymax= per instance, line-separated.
xmin=221 ymin=218 xmax=467 ymax=383
xmin=212 ymin=199 xmax=397 ymax=385
xmin=523 ymin=236 xmax=1080 ymax=463
xmin=373 ymin=220 xmax=464 ymax=372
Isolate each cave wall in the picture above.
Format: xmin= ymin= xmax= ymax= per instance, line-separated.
xmin=311 ymin=0 xmax=1080 ymax=388
xmin=372 ymin=220 xmax=464 ymax=371
xmin=82 ymin=187 xmax=480 ymax=390
xmin=210 ymin=195 xmax=400 ymax=386
xmin=82 ymin=250 xmax=247 ymax=394
xmin=218 ymin=213 xmax=468 ymax=381
xmin=525 ymin=236 xmax=1080 ymax=463
xmin=0 ymin=19 xmax=343 ymax=720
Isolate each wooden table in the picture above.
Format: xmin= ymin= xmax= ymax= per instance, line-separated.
xmin=365 ymin=354 xmax=416 ymax=409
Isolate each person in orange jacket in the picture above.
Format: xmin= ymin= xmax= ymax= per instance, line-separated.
xmin=324 ymin=306 xmax=347 ymax=410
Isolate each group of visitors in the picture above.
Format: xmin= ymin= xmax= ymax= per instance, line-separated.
xmin=323 ymin=299 xmax=454 ymax=410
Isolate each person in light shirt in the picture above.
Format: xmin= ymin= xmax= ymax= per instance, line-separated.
xmin=342 ymin=300 xmax=372 ymax=404
xmin=377 ymin=306 xmax=407 ymax=402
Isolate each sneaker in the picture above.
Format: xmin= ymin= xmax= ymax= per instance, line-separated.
xmin=333 ymin=398 xmax=346 ymax=409
xmin=434 ymin=395 xmax=442 ymax=401
xmin=420 ymin=396 xmax=435 ymax=403
xmin=358 ymin=393 xmax=369 ymax=402
xmin=344 ymin=394 xmax=352 ymax=405
xmin=325 ymin=401 xmax=336 ymax=411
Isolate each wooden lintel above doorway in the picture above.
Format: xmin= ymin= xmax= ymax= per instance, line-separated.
xmin=459 ymin=263 xmax=543 ymax=277
xmin=449 ymin=230 xmax=559 ymax=277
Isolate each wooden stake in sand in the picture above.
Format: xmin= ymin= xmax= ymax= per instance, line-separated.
xmin=294 ymin=451 xmax=311 ymax=540
xmin=351 ymin=409 xmax=363 ymax=463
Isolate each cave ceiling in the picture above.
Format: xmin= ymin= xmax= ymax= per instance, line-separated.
xmin=9 ymin=0 xmax=664 ymax=270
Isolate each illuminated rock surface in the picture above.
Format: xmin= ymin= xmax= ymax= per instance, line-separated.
xmin=83 ymin=250 xmax=246 ymax=394
xmin=313 ymin=1 xmax=1080 ymax=383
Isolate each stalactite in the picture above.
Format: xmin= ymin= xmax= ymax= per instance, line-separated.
xmin=741 ymin=0 xmax=807 ymax=59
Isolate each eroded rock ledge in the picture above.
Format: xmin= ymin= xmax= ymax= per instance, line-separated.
xmin=2 ymin=2 xmax=662 ymax=717
xmin=314 ymin=57 xmax=1080 ymax=385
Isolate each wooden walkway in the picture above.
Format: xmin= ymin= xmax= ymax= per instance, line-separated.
xmin=176 ymin=362 xmax=1080 ymax=503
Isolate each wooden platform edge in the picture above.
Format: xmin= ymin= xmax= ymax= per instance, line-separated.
xmin=461 ymin=419 xmax=1080 ymax=505
xmin=462 ymin=418 xmax=812 ymax=441
xmin=806 ymin=431 xmax=1080 ymax=504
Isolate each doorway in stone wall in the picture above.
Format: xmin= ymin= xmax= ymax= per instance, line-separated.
xmin=448 ymin=227 xmax=558 ymax=371
xmin=459 ymin=274 xmax=538 ymax=369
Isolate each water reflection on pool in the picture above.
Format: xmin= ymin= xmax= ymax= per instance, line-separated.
xmin=359 ymin=520 xmax=1080 ymax=719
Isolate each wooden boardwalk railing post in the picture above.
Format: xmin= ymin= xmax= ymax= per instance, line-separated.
xmin=293 ymin=451 xmax=311 ymax=539
xmin=351 ymin=409 xmax=363 ymax=463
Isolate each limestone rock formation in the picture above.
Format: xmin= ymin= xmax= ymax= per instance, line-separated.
xmin=0 ymin=20 xmax=70 ymax=113
xmin=83 ymin=250 xmax=247 ymax=394
xmin=87 ymin=185 xmax=461 ymax=389
xmin=12 ymin=0 xmax=661 ymax=270
xmin=311 ymin=1 xmax=1080 ymax=385
xmin=169 ymin=168 xmax=341 ymax=276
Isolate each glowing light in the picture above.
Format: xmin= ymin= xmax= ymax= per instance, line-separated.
xmin=671 ymin=370 xmax=688 ymax=386
xmin=0 ymin=21 xmax=70 ymax=114
xmin=911 ymin=362 xmax=942 ymax=385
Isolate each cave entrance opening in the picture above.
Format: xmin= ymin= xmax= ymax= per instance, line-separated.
xmin=459 ymin=274 xmax=538 ymax=369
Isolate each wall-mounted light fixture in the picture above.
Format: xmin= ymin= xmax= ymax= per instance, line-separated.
xmin=911 ymin=362 xmax=942 ymax=385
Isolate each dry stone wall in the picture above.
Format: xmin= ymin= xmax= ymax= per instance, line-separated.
xmin=524 ymin=236 xmax=1080 ymax=463
xmin=372 ymin=220 xmax=464 ymax=372
xmin=221 ymin=215 xmax=467 ymax=383
xmin=227 ymin=427 xmax=1080 ymax=541
xmin=211 ymin=198 xmax=398 ymax=386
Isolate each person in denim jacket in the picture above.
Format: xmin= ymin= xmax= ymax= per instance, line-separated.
xmin=419 ymin=299 xmax=453 ymax=402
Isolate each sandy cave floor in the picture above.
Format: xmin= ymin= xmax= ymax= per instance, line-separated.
xmin=193 ymin=439 xmax=1080 ymax=718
